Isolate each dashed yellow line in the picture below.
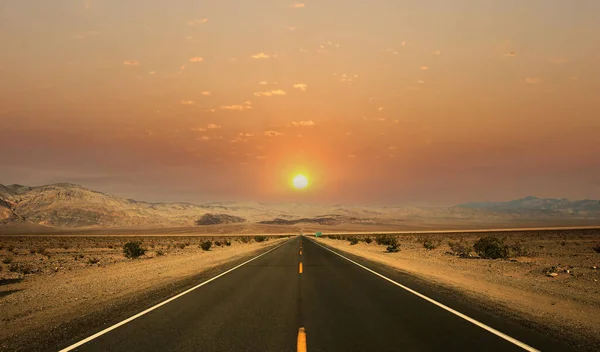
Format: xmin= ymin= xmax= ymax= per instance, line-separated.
xmin=300 ymin=250 xmax=302 ymax=255
xmin=299 ymin=262 xmax=303 ymax=274
xmin=297 ymin=327 xmax=307 ymax=352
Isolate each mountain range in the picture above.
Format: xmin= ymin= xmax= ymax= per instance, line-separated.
xmin=1 ymin=183 xmax=599 ymax=231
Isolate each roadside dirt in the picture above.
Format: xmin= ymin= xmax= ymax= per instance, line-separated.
xmin=315 ymin=230 xmax=600 ymax=350
xmin=0 ymin=235 xmax=289 ymax=351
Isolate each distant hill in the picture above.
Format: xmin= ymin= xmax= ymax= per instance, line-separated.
xmin=195 ymin=213 xmax=246 ymax=225
xmin=1 ymin=183 xmax=599 ymax=230
xmin=456 ymin=196 xmax=600 ymax=216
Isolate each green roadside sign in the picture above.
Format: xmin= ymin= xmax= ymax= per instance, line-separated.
xmin=315 ymin=232 xmax=322 ymax=237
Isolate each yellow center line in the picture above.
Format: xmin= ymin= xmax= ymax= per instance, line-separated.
xmin=300 ymin=250 xmax=302 ymax=255
xmin=299 ymin=262 xmax=303 ymax=274
xmin=297 ymin=327 xmax=307 ymax=352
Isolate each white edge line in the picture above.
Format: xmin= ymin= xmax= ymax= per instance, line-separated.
xmin=59 ymin=238 xmax=293 ymax=352
xmin=309 ymin=238 xmax=540 ymax=352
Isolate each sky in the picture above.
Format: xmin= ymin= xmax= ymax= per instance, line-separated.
xmin=1 ymin=0 xmax=600 ymax=206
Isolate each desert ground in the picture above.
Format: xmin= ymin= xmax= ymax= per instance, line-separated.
xmin=315 ymin=228 xmax=600 ymax=349
xmin=0 ymin=234 xmax=290 ymax=351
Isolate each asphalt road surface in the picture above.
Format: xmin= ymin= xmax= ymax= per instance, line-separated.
xmin=60 ymin=236 xmax=579 ymax=352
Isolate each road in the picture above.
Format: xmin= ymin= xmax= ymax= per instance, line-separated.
xmin=60 ymin=236 xmax=578 ymax=352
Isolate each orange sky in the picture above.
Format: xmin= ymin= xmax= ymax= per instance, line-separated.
xmin=1 ymin=1 xmax=600 ymax=205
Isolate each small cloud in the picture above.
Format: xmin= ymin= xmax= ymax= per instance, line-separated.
xmin=388 ymin=146 xmax=397 ymax=150
xmin=345 ymin=132 xmax=352 ymax=136
xmin=417 ymin=80 xmax=425 ymax=84
xmin=180 ymin=65 xmax=186 ymax=70
xmin=293 ymin=83 xmax=307 ymax=91
xmin=227 ymin=58 xmax=237 ymax=63
xmin=189 ymin=57 xmax=204 ymax=63
xmin=284 ymin=26 xmax=297 ymax=31
xmin=201 ymin=91 xmax=211 ymax=96
xmin=292 ymin=120 xmax=315 ymax=127
xmin=290 ymin=3 xmax=305 ymax=8
xmin=197 ymin=136 xmax=211 ymax=141
xmin=251 ymin=52 xmax=270 ymax=59
xmin=254 ymin=90 xmax=286 ymax=97
xmin=206 ymin=108 xmax=216 ymax=113
xmin=149 ymin=71 xmax=156 ymax=75
xmin=123 ymin=60 xmax=140 ymax=66
xmin=191 ymin=127 xmax=206 ymax=132
xmin=188 ymin=19 xmax=208 ymax=26
xmin=525 ymin=77 xmax=541 ymax=84
xmin=180 ymin=100 xmax=197 ymax=105
xmin=259 ymin=81 xmax=268 ymax=85
xmin=432 ymin=51 xmax=441 ymax=56
xmin=505 ymin=52 xmax=517 ymax=57
xmin=347 ymin=154 xmax=356 ymax=158
xmin=207 ymin=123 xmax=221 ymax=129
xmin=420 ymin=65 xmax=429 ymax=70
xmin=256 ymin=156 xmax=267 ymax=160
xmin=244 ymin=101 xmax=252 ymax=105
xmin=378 ymin=107 xmax=384 ymax=111
xmin=264 ymin=130 xmax=283 ymax=137
xmin=297 ymin=134 xmax=304 ymax=138
xmin=85 ymin=0 xmax=93 ymax=10
xmin=240 ymin=132 xmax=254 ymax=137
xmin=221 ymin=104 xmax=252 ymax=111
xmin=401 ymin=41 xmax=407 ymax=46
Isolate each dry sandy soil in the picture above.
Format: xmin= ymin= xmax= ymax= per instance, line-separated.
xmin=315 ymin=229 xmax=600 ymax=350
xmin=0 ymin=234 xmax=290 ymax=351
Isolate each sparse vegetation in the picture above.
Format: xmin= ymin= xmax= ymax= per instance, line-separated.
xmin=473 ymin=236 xmax=509 ymax=259
xmin=2 ymin=256 xmax=13 ymax=264
xmin=9 ymin=262 xmax=35 ymax=274
xmin=123 ymin=241 xmax=146 ymax=259
xmin=348 ymin=236 xmax=359 ymax=245
xmin=386 ymin=242 xmax=400 ymax=253
xmin=448 ymin=240 xmax=472 ymax=258
xmin=87 ymin=257 xmax=100 ymax=264
xmin=177 ymin=243 xmax=186 ymax=249
xmin=225 ymin=240 xmax=232 ymax=246
xmin=214 ymin=241 xmax=222 ymax=247
xmin=240 ymin=236 xmax=251 ymax=244
xmin=364 ymin=237 xmax=372 ymax=244
xmin=254 ymin=235 xmax=267 ymax=242
xmin=422 ymin=239 xmax=441 ymax=250
xmin=375 ymin=235 xmax=397 ymax=246
xmin=200 ymin=240 xmax=212 ymax=251
xmin=156 ymin=250 xmax=164 ymax=256
xmin=509 ymin=242 xmax=531 ymax=257
xmin=593 ymin=244 xmax=600 ymax=254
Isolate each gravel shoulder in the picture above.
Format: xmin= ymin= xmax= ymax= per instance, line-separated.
xmin=314 ymin=231 xmax=600 ymax=351
xmin=0 ymin=236 xmax=289 ymax=351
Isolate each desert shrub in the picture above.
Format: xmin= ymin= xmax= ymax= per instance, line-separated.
xmin=473 ymin=236 xmax=509 ymax=259
xmin=593 ymin=245 xmax=600 ymax=254
xmin=448 ymin=240 xmax=472 ymax=258
xmin=423 ymin=239 xmax=441 ymax=250
xmin=156 ymin=250 xmax=164 ymax=256
xmin=225 ymin=240 xmax=232 ymax=246
xmin=6 ymin=245 xmax=14 ymax=252
xmin=240 ymin=236 xmax=251 ymax=244
xmin=214 ymin=241 xmax=222 ymax=247
xmin=36 ymin=247 xmax=48 ymax=256
xmin=9 ymin=262 xmax=35 ymax=274
xmin=0 ymin=244 xmax=3 ymax=250
xmin=87 ymin=257 xmax=100 ymax=264
xmin=364 ymin=237 xmax=372 ymax=244
xmin=177 ymin=243 xmax=186 ymax=250
xmin=348 ymin=236 xmax=359 ymax=245
xmin=2 ymin=256 xmax=13 ymax=264
xmin=386 ymin=242 xmax=400 ymax=253
xmin=200 ymin=241 xmax=212 ymax=251
xmin=123 ymin=241 xmax=146 ymax=259
xmin=254 ymin=235 xmax=267 ymax=242
xmin=376 ymin=235 xmax=397 ymax=246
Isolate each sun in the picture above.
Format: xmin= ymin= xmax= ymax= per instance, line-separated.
xmin=292 ymin=174 xmax=309 ymax=189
